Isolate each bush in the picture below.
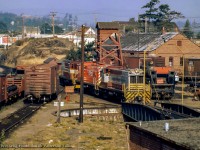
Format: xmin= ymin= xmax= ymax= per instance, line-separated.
xmin=15 ymin=40 xmax=24 ymax=46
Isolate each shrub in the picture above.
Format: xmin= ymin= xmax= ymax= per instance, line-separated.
xmin=15 ymin=40 xmax=24 ymax=46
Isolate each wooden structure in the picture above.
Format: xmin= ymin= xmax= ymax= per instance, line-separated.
xmin=6 ymin=74 xmax=25 ymax=97
xmin=127 ymin=118 xmax=200 ymax=150
xmin=96 ymin=22 xmax=123 ymax=66
xmin=0 ymin=75 xmax=6 ymax=103
xmin=24 ymin=58 xmax=59 ymax=100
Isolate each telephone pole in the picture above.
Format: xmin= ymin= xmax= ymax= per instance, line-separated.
xmin=21 ymin=15 xmax=25 ymax=40
xmin=50 ymin=12 xmax=57 ymax=37
xmin=79 ymin=25 xmax=85 ymax=123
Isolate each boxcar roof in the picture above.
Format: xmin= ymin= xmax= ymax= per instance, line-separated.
xmin=127 ymin=118 xmax=200 ymax=149
xmin=0 ymin=65 xmax=16 ymax=75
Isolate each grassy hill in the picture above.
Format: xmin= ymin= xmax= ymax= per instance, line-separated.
xmin=1 ymin=37 xmax=74 ymax=67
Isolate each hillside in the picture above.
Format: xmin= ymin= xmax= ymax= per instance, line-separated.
xmin=1 ymin=38 xmax=74 ymax=67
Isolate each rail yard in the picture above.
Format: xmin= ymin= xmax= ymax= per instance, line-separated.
xmin=0 ymin=7 xmax=200 ymax=149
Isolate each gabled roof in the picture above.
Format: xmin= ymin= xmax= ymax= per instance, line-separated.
xmin=121 ymin=32 xmax=178 ymax=51
xmin=96 ymin=22 xmax=120 ymax=30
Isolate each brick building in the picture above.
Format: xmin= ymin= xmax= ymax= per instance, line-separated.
xmin=121 ymin=32 xmax=200 ymax=76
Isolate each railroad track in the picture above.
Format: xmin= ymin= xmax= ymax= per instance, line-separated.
xmin=0 ymin=89 xmax=64 ymax=137
xmin=0 ymin=103 xmax=42 ymax=135
xmin=153 ymin=106 xmax=193 ymax=119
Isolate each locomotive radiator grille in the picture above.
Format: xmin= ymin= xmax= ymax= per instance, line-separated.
xmin=123 ymin=84 xmax=151 ymax=103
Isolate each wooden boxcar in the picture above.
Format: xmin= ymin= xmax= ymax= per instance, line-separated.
xmin=24 ymin=60 xmax=59 ymax=103
xmin=6 ymin=74 xmax=25 ymax=98
xmin=0 ymin=74 xmax=6 ymax=104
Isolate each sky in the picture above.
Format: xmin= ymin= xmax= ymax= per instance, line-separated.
xmin=0 ymin=0 xmax=200 ymax=25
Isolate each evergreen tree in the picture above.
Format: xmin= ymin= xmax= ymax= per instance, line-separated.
xmin=40 ymin=23 xmax=52 ymax=34
xmin=66 ymin=42 xmax=95 ymax=61
xmin=140 ymin=0 xmax=184 ymax=32
xmin=183 ymin=19 xmax=194 ymax=39
xmin=196 ymin=32 xmax=200 ymax=39
xmin=0 ymin=21 xmax=8 ymax=33
xmin=140 ymin=0 xmax=160 ymax=22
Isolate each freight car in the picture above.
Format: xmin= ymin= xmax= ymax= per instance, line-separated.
xmin=23 ymin=58 xmax=59 ymax=103
xmin=0 ymin=66 xmax=24 ymax=106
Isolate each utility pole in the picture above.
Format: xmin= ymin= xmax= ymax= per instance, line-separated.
xmin=50 ymin=12 xmax=57 ymax=37
xmin=79 ymin=25 xmax=85 ymax=123
xmin=145 ymin=17 xmax=148 ymax=33
xmin=56 ymin=95 xmax=61 ymax=123
xmin=21 ymin=15 xmax=25 ymax=40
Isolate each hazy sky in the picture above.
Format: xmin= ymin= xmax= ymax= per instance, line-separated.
xmin=0 ymin=0 xmax=200 ymax=24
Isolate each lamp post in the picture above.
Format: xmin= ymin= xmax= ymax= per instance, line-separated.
xmin=182 ymin=55 xmax=184 ymax=108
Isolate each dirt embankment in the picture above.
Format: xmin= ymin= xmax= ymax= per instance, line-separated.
xmin=1 ymin=38 xmax=74 ymax=67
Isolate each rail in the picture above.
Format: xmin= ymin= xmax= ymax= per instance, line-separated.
xmin=0 ymin=103 xmax=42 ymax=135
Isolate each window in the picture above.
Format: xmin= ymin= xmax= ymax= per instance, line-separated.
xmin=177 ymin=40 xmax=182 ymax=46
xmin=189 ymin=60 xmax=194 ymax=66
xmin=180 ymin=57 xmax=183 ymax=66
xmin=169 ymin=57 xmax=173 ymax=66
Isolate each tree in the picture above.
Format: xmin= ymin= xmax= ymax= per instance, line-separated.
xmin=197 ymin=32 xmax=200 ymax=39
xmin=140 ymin=0 xmax=160 ymax=21
xmin=158 ymin=4 xmax=184 ymax=22
xmin=40 ymin=23 xmax=52 ymax=34
xmin=183 ymin=19 xmax=194 ymax=39
xmin=140 ymin=0 xmax=184 ymax=32
xmin=66 ymin=42 xmax=95 ymax=61
xmin=54 ymin=25 xmax=64 ymax=34
xmin=0 ymin=21 xmax=8 ymax=33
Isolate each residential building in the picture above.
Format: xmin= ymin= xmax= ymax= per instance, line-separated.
xmin=65 ymin=26 xmax=96 ymax=46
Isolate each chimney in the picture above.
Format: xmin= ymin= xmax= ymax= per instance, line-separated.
xmin=162 ymin=27 xmax=166 ymax=35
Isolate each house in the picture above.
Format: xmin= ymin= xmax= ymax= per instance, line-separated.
xmin=24 ymin=26 xmax=40 ymax=38
xmin=0 ymin=34 xmax=12 ymax=47
xmin=121 ymin=32 xmax=200 ymax=76
xmin=65 ymin=26 xmax=96 ymax=46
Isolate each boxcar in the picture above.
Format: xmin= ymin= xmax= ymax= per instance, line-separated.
xmin=24 ymin=60 xmax=59 ymax=103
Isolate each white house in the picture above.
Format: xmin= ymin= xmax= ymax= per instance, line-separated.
xmin=65 ymin=26 xmax=96 ymax=46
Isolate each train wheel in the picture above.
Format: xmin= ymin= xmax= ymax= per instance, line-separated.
xmin=94 ymin=90 xmax=99 ymax=97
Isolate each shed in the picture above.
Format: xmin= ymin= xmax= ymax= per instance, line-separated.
xmin=127 ymin=118 xmax=200 ymax=150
